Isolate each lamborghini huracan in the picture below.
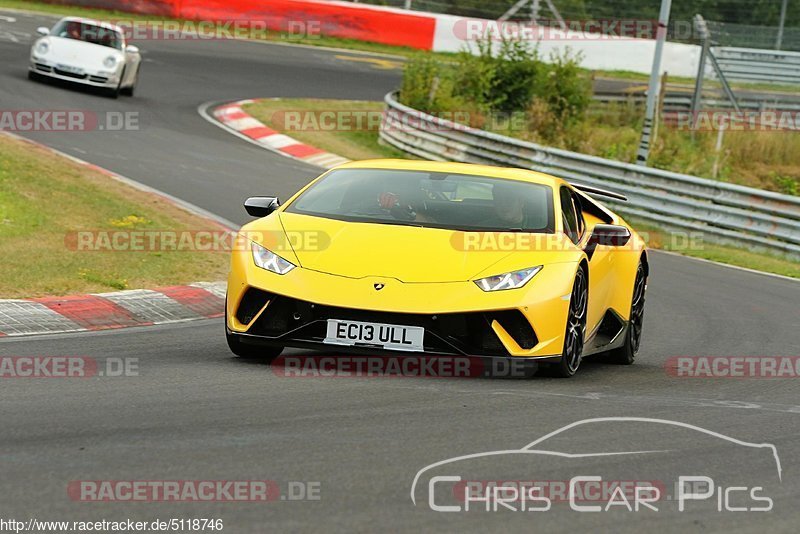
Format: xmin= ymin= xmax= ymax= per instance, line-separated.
xmin=225 ymin=160 xmax=648 ymax=377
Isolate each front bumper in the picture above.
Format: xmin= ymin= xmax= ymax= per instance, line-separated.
xmin=29 ymin=59 xmax=120 ymax=88
xmin=226 ymin=248 xmax=577 ymax=359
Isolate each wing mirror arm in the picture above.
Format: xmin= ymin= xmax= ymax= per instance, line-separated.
xmin=244 ymin=197 xmax=280 ymax=218
xmin=584 ymin=224 xmax=631 ymax=261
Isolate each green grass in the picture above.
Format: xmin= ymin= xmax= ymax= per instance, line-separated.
xmin=0 ymin=134 xmax=229 ymax=298
xmin=243 ymin=98 xmax=409 ymax=160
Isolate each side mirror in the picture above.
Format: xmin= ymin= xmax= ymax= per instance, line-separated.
xmin=125 ymin=45 xmax=139 ymax=54
xmin=244 ymin=196 xmax=280 ymax=217
xmin=585 ymin=224 xmax=631 ymax=260
xmin=36 ymin=27 xmax=50 ymax=36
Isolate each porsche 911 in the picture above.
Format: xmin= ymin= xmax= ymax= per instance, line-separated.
xmin=29 ymin=17 xmax=141 ymax=98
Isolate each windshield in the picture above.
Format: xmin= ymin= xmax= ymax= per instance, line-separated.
xmin=52 ymin=20 xmax=123 ymax=50
xmin=285 ymin=168 xmax=555 ymax=232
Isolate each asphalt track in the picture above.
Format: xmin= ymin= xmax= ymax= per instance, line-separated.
xmin=1 ymin=9 xmax=799 ymax=533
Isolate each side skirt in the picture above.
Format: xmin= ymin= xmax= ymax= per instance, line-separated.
xmin=582 ymin=309 xmax=629 ymax=357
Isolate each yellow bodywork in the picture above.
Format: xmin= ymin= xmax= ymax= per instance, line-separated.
xmin=226 ymin=160 xmax=646 ymax=359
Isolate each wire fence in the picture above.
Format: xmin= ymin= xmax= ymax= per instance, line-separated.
xmin=707 ymin=21 xmax=800 ymax=52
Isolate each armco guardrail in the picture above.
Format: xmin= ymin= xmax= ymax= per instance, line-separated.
xmin=379 ymin=92 xmax=800 ymax=259
xmin=712 ymin=47 xmax=800 ymax=85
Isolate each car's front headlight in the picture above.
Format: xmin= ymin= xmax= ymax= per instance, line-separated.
xmin=35 ymin=41 xmax=49 ymax=55
xmin=474 ymin=266 xmax=542 ymax=292
xmin=251 ymin=242 xmax=296 ymax=275
xmin=103 ymin=55 xmax=118 ymax=69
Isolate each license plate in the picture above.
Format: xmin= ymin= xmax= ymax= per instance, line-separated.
xmin=57 ymin=64 xmax=83 ymax=74
xmin=324 ymin=319 xmax=424 ymax=352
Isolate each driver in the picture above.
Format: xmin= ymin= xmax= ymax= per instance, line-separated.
xmin=62 ymin=21 xmax=82 ymax=40
xmin=492 ymin=182 xmax=531 ymax=228
xmin=377 ymin=191 xmax=434 ymax=223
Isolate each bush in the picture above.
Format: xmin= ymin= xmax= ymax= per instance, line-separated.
xmin=399 ymin=40 xmax=590 ymax=136
xmin=461 ymin=38 xmax=543 ymax=114
xmin=399 ymin=53 xmax=442 ymax=111
xmin=534 ymin=50 xmax=592 ymax=127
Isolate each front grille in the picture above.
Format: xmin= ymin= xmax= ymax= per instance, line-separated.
xmin=54 ymin=68 xmax=87 ymax=79
xmin=35 ymin=63 xmax=52 ymax=72
xmin=89 ymin=75 xmax=108 ymax=83
xmin=246 ymin=294 xmax=538 ymax=356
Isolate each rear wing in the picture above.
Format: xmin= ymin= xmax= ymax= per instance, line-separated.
xmin=570 ymin=183 xmax=628 ymax=202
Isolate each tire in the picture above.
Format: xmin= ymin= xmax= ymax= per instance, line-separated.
xmin=106 ymin=68 xmax=123 ymax=98
xmin=28 ymin=70 xmax=39 ymax=82
xmin=552 ymin=267 xmax=588 ymax=378
xmin=226 ymin=329 xmax=283 ymax=360
xmin=120 ymin=66 xmax=138 ymax=96
xmin=607 ymin=261 xmax=647 ymax=365
xmin=224 ymin=298 xmax=283 ymax=360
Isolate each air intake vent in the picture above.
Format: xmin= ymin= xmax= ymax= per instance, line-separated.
xmin=235 ymin=288 xmax=272 ymax=326
xmin=489 ymin=310 xmax=538 ymax=349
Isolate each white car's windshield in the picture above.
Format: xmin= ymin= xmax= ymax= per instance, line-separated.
xmin=52 ymin=20 xmax=123 ymax=50
xmin=286 ymin=168 xmax=555 ymax=233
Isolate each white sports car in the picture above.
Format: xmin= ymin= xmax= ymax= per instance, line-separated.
xmin=29 ymin=17 xmax=141 ymax=98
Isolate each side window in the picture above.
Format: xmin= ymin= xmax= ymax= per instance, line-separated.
xmin=560 ymin=187 xmax=579 ymax=243
xmin=572 ymin=192 xmax=585 ymax=239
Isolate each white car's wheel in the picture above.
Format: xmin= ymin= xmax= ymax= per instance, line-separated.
xmin=120 ymin=66 xmax=139 ymax=97
xmin=105 ymin=68 xmax=124 ymax=99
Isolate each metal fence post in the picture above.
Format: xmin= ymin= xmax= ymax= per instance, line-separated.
xmin=690 ymin=15 xmax=710 ymax=127
xmin=636 ymin=0 xmax=672 ymax=166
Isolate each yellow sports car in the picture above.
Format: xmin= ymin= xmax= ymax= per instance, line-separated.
xmin=225 ymin=160 xmax=648 ymax=377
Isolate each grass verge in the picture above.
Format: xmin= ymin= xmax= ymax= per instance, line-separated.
xmin=0 ymin=134 xmax=229 ymax=298
xmin=242 ymin=97 xmax=799 ymax=278
xmin=243 ymin=98 xmax=408 ymax=160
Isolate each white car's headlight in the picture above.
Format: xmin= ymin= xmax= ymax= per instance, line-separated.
xmin=474 ymin=266 xmax=542 ymax=292
xmin=103 ymin=55 xmax=118 ymax=68
xmin=35 ymin=41 xmax=49 ymax=55
xmin=251 ymin=242 xmax=295 ymax=275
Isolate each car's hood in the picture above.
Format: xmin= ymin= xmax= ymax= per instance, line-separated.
xmin=249 ymin=212 xmax=574 ymax=283
xmin=41 ymin=37 xmax=121 ymax=68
